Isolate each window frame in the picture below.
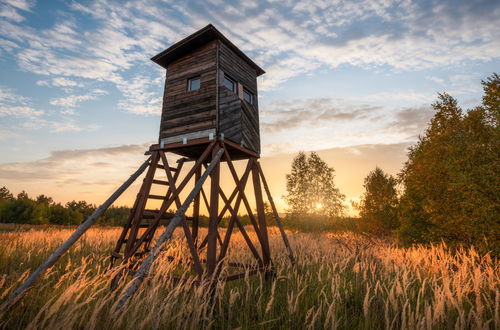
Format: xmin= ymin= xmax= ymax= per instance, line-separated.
xmin=187 ymin=76 xmax=201 ymax=92
xmin=243 ymin=88 xmax=254 ymax=105
xmin=223 ymin=74 xmax=237 ymax=93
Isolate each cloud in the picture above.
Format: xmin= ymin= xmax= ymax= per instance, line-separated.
xmin=0 ymin=86 xmax=43 ymax=118
xmin=426 ymin=76 xmax=445 ymax=84
xmin=0 ymin=86 xmax=101 ymax=133
xmin=0 ymin=143 xmax=154 ymax=206
xmin=260 ymin=97 xmax=381 ymax=133
xmin=0 ymin=143 xmax=150 ymax=184
xmin=37 ymin=77 xmax=85 ymax=88
xmin=0 ymin=129 xmax=18 ymax=140
xmin=1 ymin=0 xmax=498 ymax=116
xmin=49 ymin=89 xmax=108 ymax=108
xmin=385 ymin=106 xmax=435 ymax=137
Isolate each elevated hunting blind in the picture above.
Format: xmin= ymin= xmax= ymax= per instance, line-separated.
xmin=3 ymin=24 xmax=294 ymax=312
xmin=152 ymin=24 xmax=264 ymax=158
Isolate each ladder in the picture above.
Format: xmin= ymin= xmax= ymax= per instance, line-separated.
xmin=110 ymin=151 xmax=189 ymax=265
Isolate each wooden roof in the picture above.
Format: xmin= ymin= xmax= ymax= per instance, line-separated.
xmin=151 ymin=24 xmax=265 ymax=76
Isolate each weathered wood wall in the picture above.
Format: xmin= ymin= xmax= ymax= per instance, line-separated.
xmin=217 ymin=41 xmax=260 ymax=154
xmin=160 ymin=39 xmax=261 ymax=155
xmin=160 ymin=41 xmax=217 ymax=140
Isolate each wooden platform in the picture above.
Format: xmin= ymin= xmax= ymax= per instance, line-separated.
xmin=149 ymin=136 xmax=259 ymax=160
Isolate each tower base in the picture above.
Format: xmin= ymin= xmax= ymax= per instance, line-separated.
xmin=110 ymin=139 xmax=292 ymax=284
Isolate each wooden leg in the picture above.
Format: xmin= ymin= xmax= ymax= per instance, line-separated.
xmin=192 ymin=166 xmax=201 ymax=245
xmin=206 ymin=144 xmax=221 ymax=279
xmin=252 ymin=160 xmax=271 ymax=267
xmin=257 ymin=162 xmax=296 ymax=266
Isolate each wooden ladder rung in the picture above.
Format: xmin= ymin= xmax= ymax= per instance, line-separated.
xmin=143 ymin=210 xmax=174 ymax=219
xmin=156 ymin=164 xmax=178 ymax=172
xmin=148 ymin=194 xmax=166 ymax=200
xmin=152 ymin=179 xmax=169 ymax=186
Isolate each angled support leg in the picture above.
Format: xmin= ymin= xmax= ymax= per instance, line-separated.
xmin=206 ymin=144 xmax=221 ymax=279
xmin=257 ymin=162 xmax=296 ymax=266
xmin=252 ymin=160 xmax=271 ymax=267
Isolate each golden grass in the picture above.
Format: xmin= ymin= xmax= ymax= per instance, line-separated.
xmin=0 ymin=224 xmax=498 ymax=329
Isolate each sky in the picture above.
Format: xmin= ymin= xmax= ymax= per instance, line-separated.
xmin=0 ymin=0 xmax=499 ymax=215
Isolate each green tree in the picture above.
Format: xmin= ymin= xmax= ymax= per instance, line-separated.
xmin=398 ymin=73 xmax=500 ymax=254
xmin=356 ymin=167 xmax=399 ymax=235
xmin=0 ymin=187 xmax=14 ymax=221
xmin=66 ymin=200 xmax=95 ymax=219
xmin=2 ymin=192 xmax=48 ymax=224
xmin=49 ymin=203 xmax=83 ymax=225
xmin=0 ymin=187 xmax=14 ymax=201
xmin=36 ymin=194 xmax=54 ymax=206
xmin=284 ymin=151 xmax=345 ymax=217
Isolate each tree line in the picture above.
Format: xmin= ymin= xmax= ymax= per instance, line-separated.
xmin=284 ymin=73 xmax=499 ymax=255
xmin=0 ymin=189 xmax=130 ymax=226
xmin=1 ymin=74 xmax=497 ymax=255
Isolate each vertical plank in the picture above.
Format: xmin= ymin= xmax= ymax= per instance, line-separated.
xmin=206 ymin=144 xmax=221 ymax=278
xmin=192 ymin=165 xmax=201 ymax=244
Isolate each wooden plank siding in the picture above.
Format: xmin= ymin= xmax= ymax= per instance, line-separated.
xmin=217 ymin=41 xmax=260 ymax=154
xmin=160 ymin=41 xmax=217 ymax=139
xmin=159 ymin=38 xmax=261 ymax=155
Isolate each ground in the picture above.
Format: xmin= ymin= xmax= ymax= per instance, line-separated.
xmin=0 ymin=224 xmax=497 ymax=329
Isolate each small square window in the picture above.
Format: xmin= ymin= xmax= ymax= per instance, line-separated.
xmin=187 ymin=77 xmax=200 ymax=91
xmin=243 ymin=89 xmax=254 ymax=104
xmin=223 ymin=75 xmax=236 ymax=93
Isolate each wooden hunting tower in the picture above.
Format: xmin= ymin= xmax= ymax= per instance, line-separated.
xmin=4 ymin=25 xmax=295 ymax=309
xmin=151 ymin=24 xmax=265 ymax=159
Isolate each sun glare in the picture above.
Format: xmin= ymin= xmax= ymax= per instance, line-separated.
xmin=316 ymin=203 xmax=323 ymax=209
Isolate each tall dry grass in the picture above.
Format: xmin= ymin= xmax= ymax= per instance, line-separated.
xmin=0 ymin=224 xmax=498 ymax=329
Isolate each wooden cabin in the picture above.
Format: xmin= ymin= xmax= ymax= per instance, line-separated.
xmin=151 ymin=24 xmax=265 ymax=159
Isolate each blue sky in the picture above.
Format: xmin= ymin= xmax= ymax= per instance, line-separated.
xmin=0 ymin=0 xmax=499 ymax=211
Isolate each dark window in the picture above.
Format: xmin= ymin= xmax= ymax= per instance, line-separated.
xmin=187 ymin=77 xmax=200 ymax=91
xmin=223 ymin=75 xmax=236 ymax=93
xmin=243 ymin=89 xmax=254 ymax=104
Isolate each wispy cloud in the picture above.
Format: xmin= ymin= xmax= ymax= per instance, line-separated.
xmin=261 ymin=97 xmax=381 ymax=133
xmin=0 ymin=85 xmax=43 ymax=118
xmin=49 ymin=89 xmax=108 ymax=108
xmin=1 ymin=0 xmax=498 ymax=113
xmin=0 ymin=143 xmax=150 ymax=184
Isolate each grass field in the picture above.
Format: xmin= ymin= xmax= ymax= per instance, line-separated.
xmin=0 ymin=224 xmax=498 ymax=329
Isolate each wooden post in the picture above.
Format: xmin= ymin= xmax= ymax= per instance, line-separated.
xmin=257 ymin=162 xmax=296 ymax=266
xmin=113 ymin=148 xmax=224 ymax=313
xmin=206 ymin=144 xmax=221 ymax=279
xmin=252 ymin=159 xmax=271 ymax=266
xmin=1 ymin=156 xmax=152 ymax=312
xmin=192 ymin=165 xmax=201 ymax=244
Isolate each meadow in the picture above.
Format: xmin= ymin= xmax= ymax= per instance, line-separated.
xmin=0 ymin=224 xmax=498 ymax=329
